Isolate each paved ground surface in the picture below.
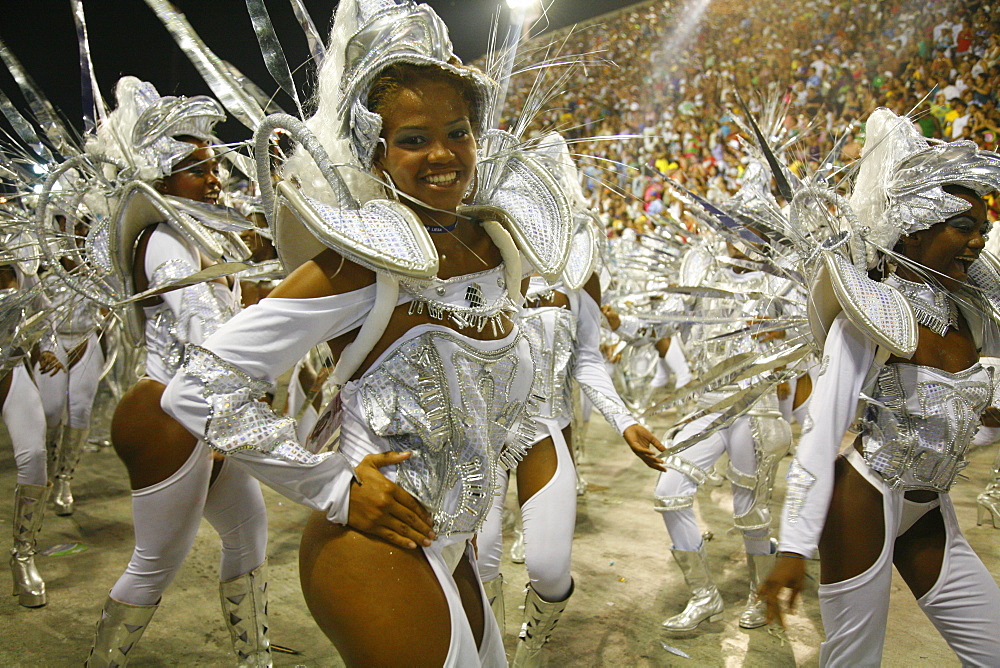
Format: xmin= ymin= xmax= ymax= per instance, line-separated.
xmin=1 ymin=404 xmax=998 ymax=666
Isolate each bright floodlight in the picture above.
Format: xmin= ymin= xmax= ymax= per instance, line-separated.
xmin=506 ymin=0 xmax=536 ymax=8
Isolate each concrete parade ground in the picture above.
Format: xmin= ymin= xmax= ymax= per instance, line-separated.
xmin=1 ymin=405 xmax=998 ymax=666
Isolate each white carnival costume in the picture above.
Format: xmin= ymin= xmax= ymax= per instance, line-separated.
xmin=0 ymin=225 xmax=52 ymax=608
xmin=778 ymin=108 xmax=1000 ymax=666
xmin=33 ymin=256 xmax=105 ymax=516
xmin=610 ymin=159 xmax=805 ymax=632
xmin=477 ymin=215 xmax=638 ymax=665
xmin=162 ymin=1 xmax=578 ymax=665
xmin=73 ymin=78 xmax=271 ymax=668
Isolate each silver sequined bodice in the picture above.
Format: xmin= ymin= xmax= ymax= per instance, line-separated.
xmin=522 ymin=306 xmax=577 ymax=420
xmin=350 ymin=325 xmax=534 ymax=536
xmin=860 ymin=362 xmax=993 ymax=492
xmin=693 ymin=267 xmax=778 ymax=412
xmin=42 ymin=274 xmax=99 ymax=342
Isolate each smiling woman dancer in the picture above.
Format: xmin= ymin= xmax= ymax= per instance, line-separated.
xmin=85 ymin=79 xmax=270 ymax=667
xmin=162 ymin=1 xmax=626 ymax=665
xmin=761 ymin=108 xmax=1000 ymax=666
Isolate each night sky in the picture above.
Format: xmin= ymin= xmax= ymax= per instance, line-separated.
xmin=0 ymin=0 xmax=642 ymax=146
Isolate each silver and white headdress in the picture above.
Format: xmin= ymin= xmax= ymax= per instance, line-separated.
xmin=852 ymin=108 xmax=1000 ymax=269
xmin=86 ymin=77 xmax=225 ymax=182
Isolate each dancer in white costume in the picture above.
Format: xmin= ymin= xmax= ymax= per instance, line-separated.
xmin=1 ymin=248 xmax=52 ymax=607
xmin=83 ymin=78 xmax=270 ymax=667
xmin=163 ymin=1 xmax=607 ymax=664
xmin=651 ymin=235 xmax=793 ymax=632
xmin=477 ymin=228 xmax=666 ymax=665
xmin=33 ymin=234 xmax=105 ymax=516
xmin=761 ymin=108 xmax=1000 ymax=667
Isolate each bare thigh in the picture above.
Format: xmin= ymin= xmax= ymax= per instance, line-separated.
xmin=300 ymin=512 xmax=469 ymax=667
xmin=111 ymin=379 xmax=200 ymax=490
xmin=517 ymin=435 xmax=559 ymax=505
xmin=818 ymin=455 xmax=886 ymax=584
xmin=893 ymin=495 xmax=946 ymax=599
xmin=0 ymin=370 xmax=10 ymax=408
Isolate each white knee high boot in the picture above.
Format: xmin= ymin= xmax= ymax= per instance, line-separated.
xmin=86 ymin=596 xmax=159 ymax=667
xmin=511 ymin=581 xmax=572 ymax=668
xmin=45 ymin=425 xmax=62 ymax=481
xmin=219 ymin=560 xmax=273 ymax=668
xmin=739 ymin=551 xmax=775 ymax=629
xmin=53 ymin=426 xmax=89 ymax=516
xmin=10 ymin=483 xmax=50 ymax=607
xmin=662 ymin=545 xmax=724 ymax=632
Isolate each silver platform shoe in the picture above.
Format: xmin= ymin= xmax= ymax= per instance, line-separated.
xmin=52 ymin=426 xmax=89 ymax=516
xmin=661 ymin=545 xmax=724 ymax=632
xmin=86 ymin=596 xmax=158 ymax=667
xmin=10 ymin=483 xmax=50 ymax=608
xmin=511 ymin=582 xmax=572 ymax=668
xmin=220 ymin=560 xmax=273 ymax=667
xmin=739 ymin=550 xmax=775 ymax=629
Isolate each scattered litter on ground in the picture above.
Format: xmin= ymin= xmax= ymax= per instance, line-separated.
xmin=660 ymin=641 xmax=691 ymax=658
xmin=39 ymin=542 xmax=87 ymax=557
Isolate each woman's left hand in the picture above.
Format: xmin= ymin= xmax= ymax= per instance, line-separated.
xmin=623 ymin=424 xmax=667 ymax=472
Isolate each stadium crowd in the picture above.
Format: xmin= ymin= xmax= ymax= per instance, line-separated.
xmin=490 ymin=0 xmax=1000 ymax=234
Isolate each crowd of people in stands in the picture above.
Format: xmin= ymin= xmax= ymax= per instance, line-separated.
xmin=489 ymin=0 xmax=1000 ymax=235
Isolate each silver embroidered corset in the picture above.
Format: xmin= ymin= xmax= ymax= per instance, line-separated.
xmin=521 ymin=306 xmax=577 ymax=420
xmin=860 ymin=362 xmax=993 ymax=492
xmin=356 ymin=328 xmax=535 ymax=536
xmin=145 ymin=258 xmax=239 ymax=380
xmin=42 ymin=275 xmax=99 ymax=341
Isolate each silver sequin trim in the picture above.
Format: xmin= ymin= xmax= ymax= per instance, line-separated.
xmin=784 ymin=457 xmax=817 ymax=525
xmin=184 ymin=346 xmax=327 ymax=465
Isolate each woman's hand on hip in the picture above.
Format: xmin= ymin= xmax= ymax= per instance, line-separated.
xmin=348 ymin=451 xmax=437 ymax=550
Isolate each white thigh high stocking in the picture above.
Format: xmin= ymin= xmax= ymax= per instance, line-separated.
xmin=476 ymin=465 xmax=509 ymax=585
xmin=3 ymin=365 xmax=48 ymax=485
xmin=65 ymin=332 xmax=104 ymax=429
xmin=109 ymin=443 xmax=211 ymax=606
xmin=34 ymin=354 xmax=68 ymax=429
xmin=654 ymin=415 xmax=728 ymax=552
xmin=203 ymin=458 xmax=269 ymax=581
xmin=817 ymin=525 xmax=894 ymax=667
xmin=725 ymin=420 xmax=771 ymax=555
xmin=916 ymin=495 xmax=1000 ymax=666
xmin=521 ymin=424 xmax=576 ymax=602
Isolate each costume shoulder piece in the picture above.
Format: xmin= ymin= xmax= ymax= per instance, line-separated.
xmin=808 ymin=250 xmax=917 ymax=357
xmin=266 ymin=146 xmax=438 ymax=279
xmin=110 ymin=181 xmax=252 ymax=345
xmin=967 ymin=250 xmax=1000 ymax=320
xmin=467 ymin=131 xmax=576 ymax=282
xmin=560 ymin=214 xmax=600 ymax=291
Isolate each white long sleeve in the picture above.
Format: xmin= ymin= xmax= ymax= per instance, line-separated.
xmin=162 ymin=287 xmax=378 ymax=523
xmin=145 ymin=224 xmax=234 ymax=346
xmin=778 ymin=313 xmax=876 ymax=557
xmin=571 ymin=290 xmax=637 ymax=434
